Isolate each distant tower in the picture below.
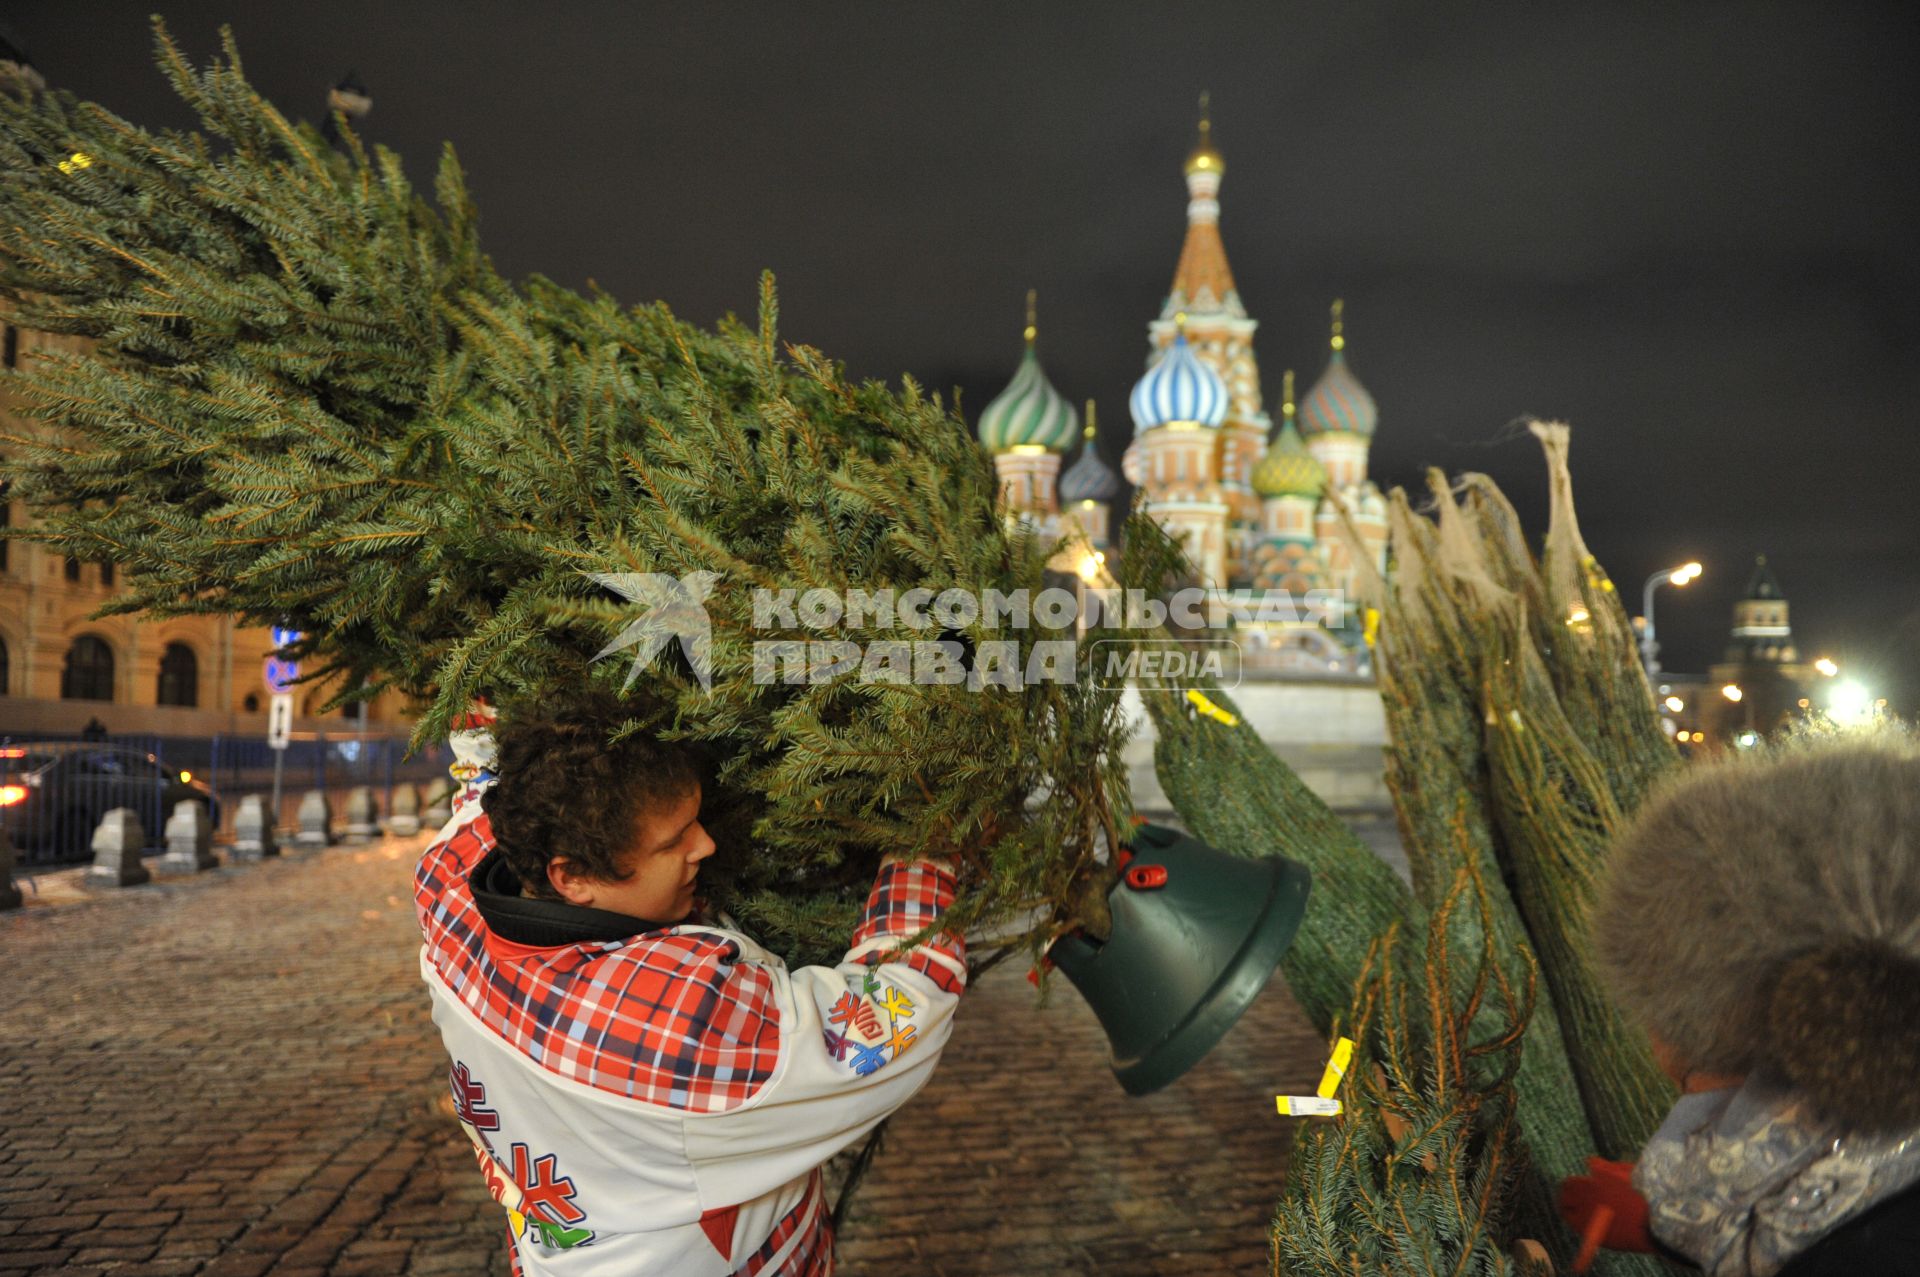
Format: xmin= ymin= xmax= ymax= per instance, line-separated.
xmin=1298 ymin=300 xmax=1386 ymax=595
xmin=1706 ymin=555 xmax=1815 ymax=739
xmin=1725 ymin=555 xmax=1798 ymax=664
xmin=977 ymin=290 xmax=1079 ymax=525
xmin=1130 ymin=95 xmax=1269 ymax=581
xmin=1058 ymin=401 xmax=1122 ymax=549
xmin=1130 ymin=315 xmax=1230 ymax=585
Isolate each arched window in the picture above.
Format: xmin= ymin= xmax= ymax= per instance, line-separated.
xmin=64 ymin=556 xmax=81 ymax=583
xmin=61 ymin=635 xmax=115 ymax=702
xmin=0 ymin=635 xmax=9 ymax=695
xmin=100 ymin=561 xmax=115 ymax=588
xmin=157 ymin=642 xmax=198 ymax=707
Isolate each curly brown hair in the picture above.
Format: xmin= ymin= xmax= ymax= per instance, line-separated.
xmin=480 ymin=688 xmax=703 ymax=899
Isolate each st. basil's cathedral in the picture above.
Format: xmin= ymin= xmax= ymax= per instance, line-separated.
xmin=974 ymin=106 xmax=1389 ymax=673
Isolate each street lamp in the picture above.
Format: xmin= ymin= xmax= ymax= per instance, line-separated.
xmin=1828 ymin=679 xmax=1875 ymax=726
xmin=1640 ymin=561 xmax=1702 ymax=679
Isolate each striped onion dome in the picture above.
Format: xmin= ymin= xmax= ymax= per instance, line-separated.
xmin=1299 ymin=351 xmax=1377 ymax=438
xmin=977 ymin=343 xmax=1079 ymax=453
xmin=1251 ymin=421 xmax=1325 ymax=499
xmin=1300 ymin=305 xmax=1375 ymax=439
xmin=1059 ymin=413 xmax=1122 ymax=503
xmin=1129 ymin=330 xmax=1228 ymax=434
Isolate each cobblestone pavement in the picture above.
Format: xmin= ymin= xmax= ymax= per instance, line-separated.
xmin=1 ymin=835 xmax=1337 ymax=1276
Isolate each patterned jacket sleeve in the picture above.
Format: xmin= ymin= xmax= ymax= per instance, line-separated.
xmin=682 ymin=860 xmax=967 ymax=1210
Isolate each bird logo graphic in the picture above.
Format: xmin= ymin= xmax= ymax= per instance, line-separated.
xmin=584 ymin=571 xmax=722 ymax=692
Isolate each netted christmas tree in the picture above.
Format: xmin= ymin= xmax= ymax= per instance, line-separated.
xmin=1121 ymin=425 xmax=1678 ymax=1274
xmin=1273 ymin=862 xmax=1538 ymax=1277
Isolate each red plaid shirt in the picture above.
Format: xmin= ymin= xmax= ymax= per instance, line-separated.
xmin=416 ymin=805 xmax=965 ymax=1275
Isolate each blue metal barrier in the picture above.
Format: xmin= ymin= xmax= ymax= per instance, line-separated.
xmin=0 ymin=729 xmax=447 ymax=867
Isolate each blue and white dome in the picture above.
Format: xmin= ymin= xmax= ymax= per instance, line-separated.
xmin=1128 ymin=331 xmax=1228 ymax=434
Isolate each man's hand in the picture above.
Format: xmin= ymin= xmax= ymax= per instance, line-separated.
xmin=1558 ymin=1157 xmax=1656 ymax=1258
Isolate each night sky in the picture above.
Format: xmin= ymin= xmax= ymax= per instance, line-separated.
xmin=12 ymin=3 xmax=1920 ymax=709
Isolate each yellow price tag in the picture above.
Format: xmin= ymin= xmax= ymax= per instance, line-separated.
xmin=1317 ymin=1036 xmax=1354 ymax=1099
xmin=1185 ymin=689 xmax=1238 ymax=726
xmin=1277 ymin=1096 xmax=1342 ymax=1117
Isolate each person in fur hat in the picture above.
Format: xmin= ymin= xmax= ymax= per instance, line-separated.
xmin=1558 ymin=728 xmax=1920 ymax=1276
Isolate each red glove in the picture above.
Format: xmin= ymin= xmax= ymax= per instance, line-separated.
xmin=1558 ymin=1157 xmax=1656 ymax=1262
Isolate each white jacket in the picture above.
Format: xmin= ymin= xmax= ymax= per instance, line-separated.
xmin=415 ymin=798 xmax=966 ymax=1275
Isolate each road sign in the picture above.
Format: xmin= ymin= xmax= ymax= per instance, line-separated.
xmin=265 ymin=627 xmax=303 ymax=694
xmin=264 ymin=656 xmax=300 ymax=694
xmin=268 ymin=692 xmax=293 ymax=751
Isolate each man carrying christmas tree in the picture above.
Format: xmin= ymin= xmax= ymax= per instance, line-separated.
xmin=414 ymin=688 xmax=967 ymax=1275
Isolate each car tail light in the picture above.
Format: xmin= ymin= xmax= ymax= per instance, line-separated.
xmin=0 ymin=748 xmax=24 ymax=759
xmin=0 ymin=785 xmax=27 ymax=807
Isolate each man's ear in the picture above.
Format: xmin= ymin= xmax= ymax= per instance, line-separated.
xmin=546 ymin=857 xmax=596 ymax=908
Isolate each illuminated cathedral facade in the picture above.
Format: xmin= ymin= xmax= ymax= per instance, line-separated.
xmin=975 ymin=107 xmax=1388 ymax=671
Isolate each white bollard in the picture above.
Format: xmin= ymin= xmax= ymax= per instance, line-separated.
xmin=296 ymin=789 xmax=334 ymax=849
xmin=232 ymin=795 xmax=279 ymax=861
xmin=343 ymin=786 xmax=379 ymax=843
xmin=87 ymin=808 xmax=150 ymax=887
xmin=386 ymin=782 xmax=421 ymax=836
xmin=421 ymin=779 xmax=455 ymax=830
xmin=160 ymin=800 xmax=218 ymax=873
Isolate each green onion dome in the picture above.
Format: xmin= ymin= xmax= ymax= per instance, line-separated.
xmin=1251 ymin=421 xmax=1326 ymax=499
xmin=978 ymin=292 xmax=1079 ymax=454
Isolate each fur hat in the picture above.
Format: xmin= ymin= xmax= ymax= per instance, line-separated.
xmin=1592 ymin=726 xmax=1920 ymax=1133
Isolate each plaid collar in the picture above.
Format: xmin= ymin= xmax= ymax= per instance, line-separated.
xmin=469 ymin=845 xmax=667 ymax=946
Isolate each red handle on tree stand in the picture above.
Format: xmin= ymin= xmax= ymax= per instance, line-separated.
xmin=1125 ymin=864 xmax=1168 ymax=890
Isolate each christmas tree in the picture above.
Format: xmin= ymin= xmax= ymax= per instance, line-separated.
xmin=0 ymin=22 xmax=1175 ymax=966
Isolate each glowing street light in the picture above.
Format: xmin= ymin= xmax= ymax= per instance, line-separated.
xmin=1828 ymin=679 xmax=1875 ymax=726
xmin=1641 ymin=561 xmax=1703 ymax=679
xmin=1721 ymin=684 xmax=1743 ymax=703
xmin=1663 ymin=696 xmax=1684 ymax=712
xmin=1814 ymin=657 xmax=1839 ymax=678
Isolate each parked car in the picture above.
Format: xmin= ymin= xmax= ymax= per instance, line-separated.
xmin=0 ymin=743 xmax=219 ymax=863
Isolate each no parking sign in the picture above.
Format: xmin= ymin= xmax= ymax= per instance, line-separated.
xmin=264 ymin=625 xmax=302 ymax=694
